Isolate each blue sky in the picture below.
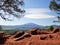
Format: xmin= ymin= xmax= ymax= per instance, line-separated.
xmin=0 ymin=0 xmax=60 ymax=26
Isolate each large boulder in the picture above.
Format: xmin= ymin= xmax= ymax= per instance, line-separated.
xmin=40 ymin=35 xmax=47 ymax=40
xmin=40 ymin=35 xmax=54 ymax=40
xmin=49 ymin=35 xmax=53 ymax=39
xmin=12 ymin=31 xmax=24 ymax=38
xmin=15 ymin=33 xmax=31 ymax=41
xmin=53 ymin=28 xmax=60 ymax=33
xmin=27 ymin=28 xmax=41 ymax=35
xmin=27 ymin=28 xmax=49 ymax=35
xmin=0 ymin=33 xmax=7 ymax=44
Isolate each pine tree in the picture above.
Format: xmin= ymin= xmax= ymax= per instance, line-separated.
xmin=49 ymin=0 xmax=60 ymax=14
xmin=0 ymin=0 xmax=25 ymax=21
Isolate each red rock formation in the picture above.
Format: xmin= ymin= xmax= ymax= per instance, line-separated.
xmin=27 ymin=28 xmax=41 ymax=35
xmin=53 ymin=28 xmax=60 ymax=33
xmin=0 ymin=33 xmax=7 ymax=44
xmin=0 ymin=28 xmax=60 ymax=45
xmin=12 ymin=31 xmax=24 ymax=38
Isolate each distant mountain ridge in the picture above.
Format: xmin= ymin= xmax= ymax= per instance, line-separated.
xmin=1 ymin=23 xmax=44 ymax=30
xmin=1 ymin=23 xmax=60 ymax=30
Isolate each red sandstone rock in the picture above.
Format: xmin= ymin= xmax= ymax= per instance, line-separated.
xmin=0 ymin=28 xmax=60 ymax=45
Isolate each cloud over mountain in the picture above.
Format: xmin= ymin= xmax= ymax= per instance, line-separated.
xmin=24 ymin=8 xmax=55 ymax=19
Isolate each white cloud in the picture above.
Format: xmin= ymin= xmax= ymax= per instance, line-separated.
xmin=24 ymin=14 xmax=55 ymax=19
xmin=25 ymin=8 xmax=51 ymax=14
xmin=24 ymin=8 xmax=55 ymax=19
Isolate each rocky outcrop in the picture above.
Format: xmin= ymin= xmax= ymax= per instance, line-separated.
xmin=40 ymin=35 xmax=47 ymax=40
xmin=53 ymin=29 xmax=60 ymax=33
xmin=12 ymin=31 xmax=24 ymax=38
xmin=1 ymin=28 xmax=60 ymax=45
xmin=27 ymin=28 xmax=41 ymax=35
xmin=27 ymin=28 xmax=49 ymax=35
xmin=0 ymin=33 xmax=7 ymax=44
xmin=49 ymin=35 xmax=53 ymax=39
xmin=15 ymin=33 xmax=31 ymax=41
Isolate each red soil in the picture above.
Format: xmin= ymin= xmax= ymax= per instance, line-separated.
xmin=0 ymin=28 xmax=60 ymax=45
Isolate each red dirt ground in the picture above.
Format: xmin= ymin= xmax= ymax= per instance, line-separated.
xmin=1 ymin=28 xmax=60 ymax=45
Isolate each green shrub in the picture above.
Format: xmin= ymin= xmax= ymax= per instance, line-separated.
xmin=48 ymin=26 xmax=54 ymax=31
xmin=0 ymin=26 xmax=3 ymax=30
